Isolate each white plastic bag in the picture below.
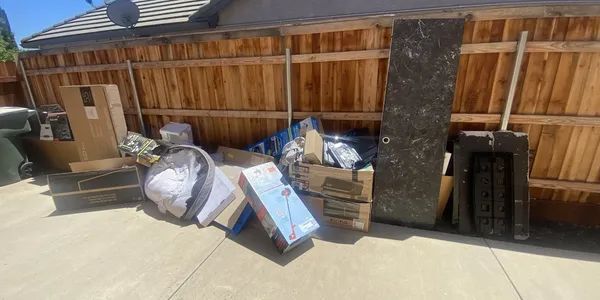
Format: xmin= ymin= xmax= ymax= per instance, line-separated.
xmin=145 ymin=149 xmax=202 ymax=218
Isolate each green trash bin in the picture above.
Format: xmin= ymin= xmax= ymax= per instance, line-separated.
xmin=0 ymin=107 xmax=37 ymax=186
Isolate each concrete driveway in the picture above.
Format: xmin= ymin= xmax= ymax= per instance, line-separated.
xmin=1 ymin=178 xmax=599 ymax=299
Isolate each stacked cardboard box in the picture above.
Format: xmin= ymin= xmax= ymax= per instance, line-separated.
xmin=302 ymin=195 xmax=371 ymax=232
xmin=288 ymin=129 xmax=375 ymax=232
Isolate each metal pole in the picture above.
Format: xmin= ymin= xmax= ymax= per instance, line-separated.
xmin=285 ymin=48 xmax=293 ymax=129
xmin=126 ymin=60 xmax=147 ymax=137
xmin=17 ymin=58 xmax=42 ymax=126
xmin=499 ymin=31 xmax=528 ymax=131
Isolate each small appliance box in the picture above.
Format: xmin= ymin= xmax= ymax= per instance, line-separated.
xmin=289 ymin=162 xmax=374 ymax=202
xmin=160 ymin=122 xmax=193 ymax=145
xmin=301 ymin=195 xmax=371 ymax=232
xmin=48 ymin=158 xmax=144 ymax=211
xmin=239 ymin=162 xmax=320 ymax=253
xmin=246 ymin=117 xmax=322 ymax=158
xmin=60 ymin=85 xmax=127 ymax=161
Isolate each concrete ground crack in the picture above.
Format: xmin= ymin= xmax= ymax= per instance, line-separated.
xmin=484 ymin=238 xmax=524 ymax=300
xmin=167 ymin=234 xmax=229 ymax=300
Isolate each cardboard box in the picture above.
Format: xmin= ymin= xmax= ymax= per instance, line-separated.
xmin=212 ymin=147 xmax=274 ymax=233
xmin=160 ymin=122 xmax=193 ymax=145
xmin=289 ymin=162 xmax=374 ymax=203
xmin=246 ymin=117 xmax=322 ymax=158
xmin=69 ymin=157 xmax=137 ymax=172
xmin=48 ymin=159 xmax=144 ymax=211
xmin=23 ymin=137 xmax=82 ymax=171
xmin=303 ymin=129 xmax=323 ymax=165
xmin=217 ymin=146 xmax=275 ymax=167
xmin=60 ymin=85 xmax=127 ymax=161
xmin=302 ymin=195 xmax=371 ymax=232
xmin=239 ymin=162 xmax=319 ymax=253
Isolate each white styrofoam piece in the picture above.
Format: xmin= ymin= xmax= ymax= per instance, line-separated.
xmin=196 ymin=167 xmax=236 ymax=227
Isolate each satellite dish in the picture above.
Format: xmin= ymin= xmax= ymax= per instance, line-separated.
xmin=106 ymin=0 xmax=140 ymax=28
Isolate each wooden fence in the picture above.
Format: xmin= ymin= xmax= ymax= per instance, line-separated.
xmin=452 ymin=17 xmax=600 ymax=225
xmin=17 ymin=16 xmax=600 ymax=225
xmin=0 ymin=61 xmax=24 ymax=107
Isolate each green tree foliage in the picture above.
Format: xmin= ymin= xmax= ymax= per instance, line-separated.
xmin=0 ymin=7 xmax=17 ymax=62
xmin=0 ymin=31 xmax=17 ymax=61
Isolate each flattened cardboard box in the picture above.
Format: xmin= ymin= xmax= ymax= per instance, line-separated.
xmin=48 ymin=166 xmax=144 ymax=211
xmin=213 ymin=147 xmax=274 ymax=233
xmin=289 ymin=162 xmax=374 ymax=203
xmin=302 ymin=195 xmax=371 ymax=232
xmin=60 ymin=85 xmax=127 ymax=161
xmin=23 ymin=137 xmax=82 ymax=171
xmin=239 ymin=162 xmax=319 ymax=253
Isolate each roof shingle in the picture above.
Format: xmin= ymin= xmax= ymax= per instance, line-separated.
xmin=22 ymin=0 xmax=211 ymax=47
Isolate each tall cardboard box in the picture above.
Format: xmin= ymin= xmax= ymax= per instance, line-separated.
xmin=60 ymin=85 xmax=127 ymax=161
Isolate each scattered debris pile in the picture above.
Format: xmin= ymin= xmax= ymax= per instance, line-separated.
xmin=19 ymin=83 xmax=468 ymax=255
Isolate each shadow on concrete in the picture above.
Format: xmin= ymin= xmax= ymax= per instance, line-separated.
xmin=226 ymin=218 xmax=314 ymax=267
xmin=486 ymin=236 xmax=600 ymax=264
xmin=28 ymin=175 xmax=49 ymax=187
xmin=140 ymin=200 xmax=195 ymax=228
xmin=47 ymin=202 xmax=142 ymax=217
xmin=311 ymin=225 xmax=366 ymax=245
xmin=213 ymin=214 xmax=600 ymax=266
xmin=486 ymin=222 xmax=600 ymax=261
xmin=362 ymin=222 xmax=600 ymax=263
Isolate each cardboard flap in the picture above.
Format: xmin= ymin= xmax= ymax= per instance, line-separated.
xmin=69 ymin=157 xmax=136 ymax=172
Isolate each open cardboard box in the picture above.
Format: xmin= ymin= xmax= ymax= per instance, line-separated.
xmin=48 ymin=157 xmax=144 ymax=211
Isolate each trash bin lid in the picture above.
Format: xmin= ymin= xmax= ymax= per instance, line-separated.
xmin=0 ymin=107 xmax=32 ymax=131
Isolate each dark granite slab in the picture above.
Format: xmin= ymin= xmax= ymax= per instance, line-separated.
xmin=372 ymin=19 xmax=464 ymax=228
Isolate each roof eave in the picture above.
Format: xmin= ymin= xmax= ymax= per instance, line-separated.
xmin=21 ymin=21 xmax=211 ymax=49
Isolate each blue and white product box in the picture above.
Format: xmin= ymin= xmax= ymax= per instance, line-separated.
xmin=246 ymin=117 xmax=322 ymax=158
xmin=239 ymin=162 xmax=320 ymax=253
